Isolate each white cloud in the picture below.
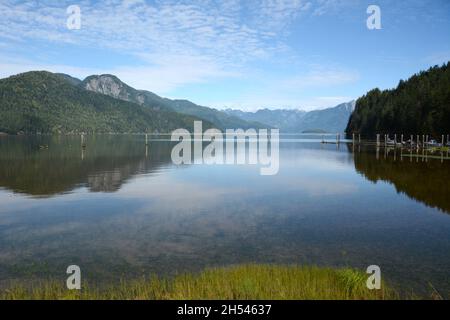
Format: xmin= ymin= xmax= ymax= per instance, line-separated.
xmin=313 ymin=0 xmax=354 ymax=16
xmin=0 ymin=54 xmax=237 ymax=93
xmin=204 ymin=66 xmax=358 ymax=111
xmin=0 ymin=0 xmax=358 ymax=108
xmin=0 ymin=0 xmax=350 ymax=68
xmin=0 ymin=0 xmax=304 ymax=93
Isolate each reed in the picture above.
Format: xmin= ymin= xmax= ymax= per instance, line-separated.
xmin=0 ymin=264 xmax=398 ymax=300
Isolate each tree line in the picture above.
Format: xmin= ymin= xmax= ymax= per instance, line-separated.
xmin=346 ymin=62 xmax=450 ymax=139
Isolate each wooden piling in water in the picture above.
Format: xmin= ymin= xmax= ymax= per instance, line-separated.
xmin=376 ymin=134 xmax=380 ymax=146
xmin=145 ymin=133 xmax=148 ymax=146
xmin=81 ymin=133 xmax=86 ymax=148
xmin=358 ymin=134 xmax=361 ymax=144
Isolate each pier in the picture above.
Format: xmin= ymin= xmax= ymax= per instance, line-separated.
xmin=343 ymin=133 xmax=450 ymax=162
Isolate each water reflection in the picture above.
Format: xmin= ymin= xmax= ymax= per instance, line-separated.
xmin=0 ymin=135 xmax=173 ymax=196
xmin=0 ymin=136 xmax=449 ymax=297
xmin=351 ymin=145 xmax=450 ymax=214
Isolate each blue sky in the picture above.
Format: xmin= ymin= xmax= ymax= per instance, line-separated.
xmin=1 ymin=0 xmax=449 ymax=111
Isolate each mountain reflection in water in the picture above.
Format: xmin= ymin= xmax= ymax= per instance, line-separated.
xmin=0 ymin=135 xmax=449 ymax=297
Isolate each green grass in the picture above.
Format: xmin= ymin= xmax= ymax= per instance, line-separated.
xmin=0 ymin=264 xmax=398 ymax=300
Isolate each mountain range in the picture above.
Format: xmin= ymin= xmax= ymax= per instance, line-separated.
xmin=0 ymin=71 xmax=354 ymax=135
xmin=0 ymin=71 xmax=210 ymax=134
xmin=225 ymin=101 xmax=355 ymax=133
xmin=80 ymin=74 xmax=262 ymax=130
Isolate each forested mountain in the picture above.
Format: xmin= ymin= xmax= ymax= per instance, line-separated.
xmin=0 ymin=71 xmax=207 ymax=134
xmin=226 ymin=101 xmax=355 ymax=133
xmin=82 ymin=75 xmax=263 ymax=129
xmin=346 ymin=63 xmax=450 ymax=138
xmin=55 ymin=73 xmax=83 ymax=86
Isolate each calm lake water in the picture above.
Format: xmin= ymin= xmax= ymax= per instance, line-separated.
xmin=0 ymin=135 xmax=449 ymax=297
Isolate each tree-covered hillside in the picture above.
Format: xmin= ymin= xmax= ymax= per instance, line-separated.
xmin=346 ymin=63 xmax=450 ymax=138
xmin=82 ymin=75 xmax=264 ymax=130
xmin=0 ymin=71 xmax=207 ymax=134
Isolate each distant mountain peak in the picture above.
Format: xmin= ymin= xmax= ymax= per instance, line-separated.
xmin=81 ymin=74 xmax=265 ymax=129
xmin=338 ymin=100 xmax=356 ymax=112
xmin=225 ymin=101 xmax=355 ymax=133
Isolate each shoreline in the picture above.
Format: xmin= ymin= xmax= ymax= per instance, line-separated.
xmin=0 ymin=264 xmax=401 ymax=300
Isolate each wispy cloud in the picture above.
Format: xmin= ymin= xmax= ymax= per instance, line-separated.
xmin=0 ymin=0 xmax=300 ymax=63
xmin=0 ymin=0 xmax=359 ymax=109
xmin=0 ymin=53 xmax=239 ymax=93
xmin=280 ymin=68 xmax=359 ymax=89
xmin=1 ymin=0 xmax=317 ymax=91
xmin=425 ymin=51 xmax=450 ymax=66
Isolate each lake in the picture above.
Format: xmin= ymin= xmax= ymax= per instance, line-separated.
xmin=0 ymin=135 xmax=449 ymax=297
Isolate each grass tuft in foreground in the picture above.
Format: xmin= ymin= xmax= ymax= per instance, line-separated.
xmin=1 ymin=264 xmax=397 ymax=300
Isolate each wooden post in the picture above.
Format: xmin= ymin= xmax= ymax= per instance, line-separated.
xmin=352 ymin=133 xmax=355 ymax=144
xmin=145 ymin=133 xmax=148 ymax=146
xmin=401 ymin=134 xmax=404 ymax=144
xmin=394 ymin=134 xmax=397 ymax=145
xmin=417 ymin=135 xmax=420 ymax=148
xmin=358 ymin=134 xmax=361 ymax=144
xmin=410 ymin=145 xmax=412 ymax=163
xmin=411 ymin=135 xmax=413 ymax=146
xmin=376 ymin=134 xmax=380 ymax=146
xmin=81 ymin=133 xmax=86 ymax=148
xmin=442 ymin=135 xmax=445 ymax=147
